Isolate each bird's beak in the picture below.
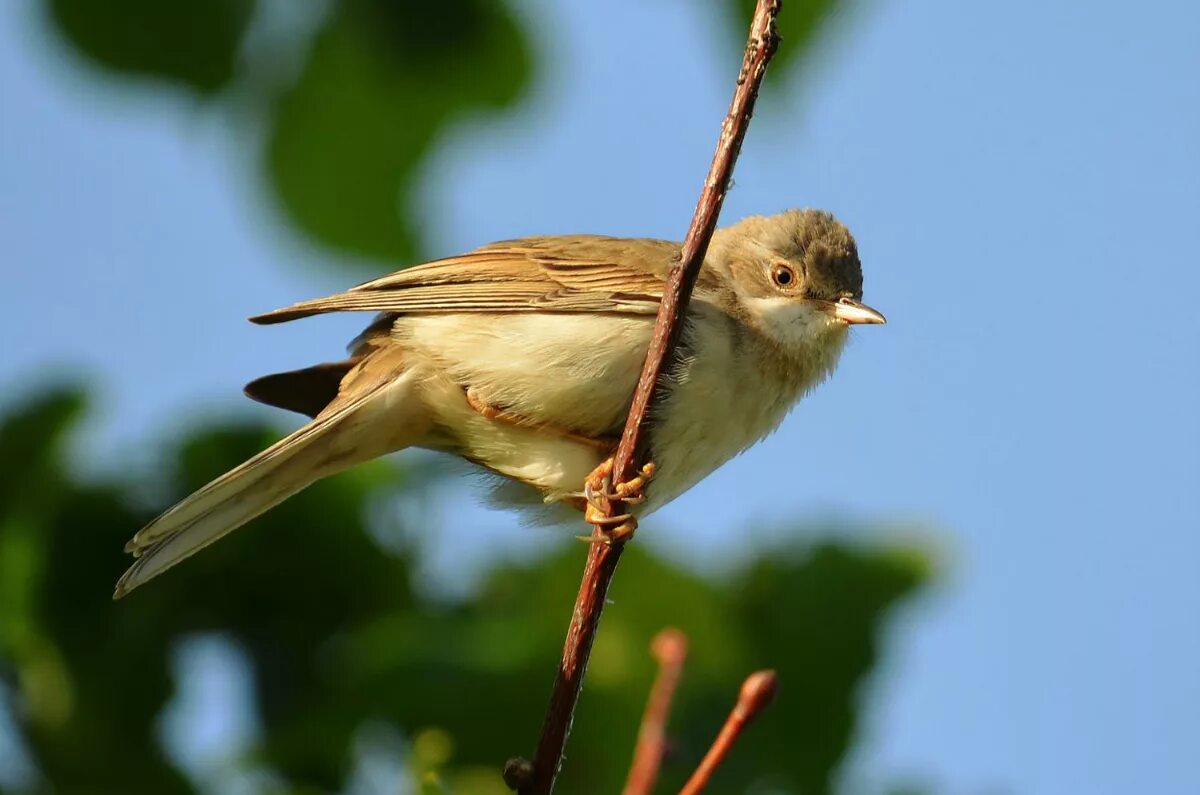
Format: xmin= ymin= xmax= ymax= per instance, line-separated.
xmin=829 ymin=298 xmax=887 ymax=325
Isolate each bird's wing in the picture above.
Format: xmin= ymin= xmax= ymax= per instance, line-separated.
xmin=250 ymin=236 xmax=680 ymax=325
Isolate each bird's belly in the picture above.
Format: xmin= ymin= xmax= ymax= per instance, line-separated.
xmin=400 ymin=312 xmax=653 ymax=438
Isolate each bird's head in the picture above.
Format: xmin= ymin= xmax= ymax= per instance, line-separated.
xmin=713 ymin=208 xmax=885 ymax=357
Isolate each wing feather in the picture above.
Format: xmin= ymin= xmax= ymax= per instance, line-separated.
xmin=250 ymin=236 xmax=677 ymax=325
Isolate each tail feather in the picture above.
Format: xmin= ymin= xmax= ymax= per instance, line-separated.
xmin=115 ymin=357 xmax=420 ymax=598
xmin=243 ymin=360 xmax=356 ymax=418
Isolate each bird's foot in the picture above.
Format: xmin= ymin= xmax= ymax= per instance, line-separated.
xmin=583 ymin=459 xmax=656 ymax=506
xmin=577 ymin=459 xmax=656 ymax=542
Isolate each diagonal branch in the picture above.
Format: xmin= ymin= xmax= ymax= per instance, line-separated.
xmin=512 ymin=3 xmax=782 ymax=793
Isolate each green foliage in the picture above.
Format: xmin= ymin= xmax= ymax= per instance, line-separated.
xmin=267 ymin=0 xmax=532 ymax=265
xmin=43 ymin=0 xmax=532 ymax=268
xmin=47 ymin=0 xmax=256 ymax=94
xmin=0 ymin=389 xmax=927 ymax=793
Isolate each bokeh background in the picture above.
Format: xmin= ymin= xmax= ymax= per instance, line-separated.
xmin=1 ymin=1 xmax=1197 ymax=793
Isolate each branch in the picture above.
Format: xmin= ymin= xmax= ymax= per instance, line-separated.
xmin=678 ymin=670 xmax=779 ymax=795
xmin=622 ymin=629 xmax=690 ymax=795
xmin=512 ymin=3 xmax=782 ymax=792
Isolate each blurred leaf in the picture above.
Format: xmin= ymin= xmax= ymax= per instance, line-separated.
xmin=0 ymin=386 xmax=84 ymax=513
xmin=46 ymin=0 xmax=257 ymax=94
xmin=0 ymin=390 xmax=420 ymax=793
xmin=681 ymin=542 xmax=928 ymax=794
xmin=0 ymin=389 xmax=192 ymax=793
xmin=266 ymin=0 xmax=532 ymax=266
xmin=730 ymin=0 xmax=844 ymax=78
xmin=157 ymin=425 xmax=420 ymax=786
xmin=0 ymin=387 xmax=86 ymax=685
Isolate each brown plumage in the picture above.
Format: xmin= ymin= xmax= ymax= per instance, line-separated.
xmin=246 ymin=236 xmax=716 ymax=324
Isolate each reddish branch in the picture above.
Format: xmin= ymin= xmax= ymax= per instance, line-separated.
xmin=622 ymin=629 xmax=690 ymax=795
xmin=678 ymin=670 xmax=779 ymax=795
xmin=513 ymin=2 xmax=783 ymax=792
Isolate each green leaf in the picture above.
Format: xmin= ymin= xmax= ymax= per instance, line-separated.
xmin=266 ymin=0 xmax=533 ymax=266
xmin=705 ymin=541 xmax=928 ymax=794
xmin=0 ymin=386 xmax=85 ymax=519
xmin=46 ymin=0 xmax=257 ymax=94
xmin=0 ymin=388 xmax=194 ymax=793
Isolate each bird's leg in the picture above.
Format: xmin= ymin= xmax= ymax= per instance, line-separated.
xmin=464 ymin=386 xmax=616 ymax=452
xmin=578 ymin=458 xmax=657 ymax=543
xmin=463 ymin=386 xmax=507 ymax=421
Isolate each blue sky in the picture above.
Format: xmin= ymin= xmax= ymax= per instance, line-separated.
xmin=2 ymin=1 xmax=1198 ymax=793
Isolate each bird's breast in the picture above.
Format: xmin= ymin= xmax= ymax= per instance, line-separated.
xmin=641 ymin=310 xmax=812 ymax=512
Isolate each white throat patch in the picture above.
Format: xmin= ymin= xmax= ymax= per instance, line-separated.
xmin=740 ymin=296 xmax=844 ymax=353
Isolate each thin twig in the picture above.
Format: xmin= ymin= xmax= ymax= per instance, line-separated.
xmin=678 ymin=670 xmax=779 ymax=795
xmin=516 ymin=3 xmax=782 ymax=792
xmin=622 ymin=629 xmax=690 ymax=795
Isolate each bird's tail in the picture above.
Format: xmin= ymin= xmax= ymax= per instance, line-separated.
xmin=114 ymin=356 xmax=421 ymax=598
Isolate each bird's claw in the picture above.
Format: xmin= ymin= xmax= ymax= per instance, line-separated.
xmin=615 ymin=461 xmax=656 ymax=503
xmin=583 ymin=460 xmax=656 ymax=508
xmin=575 ymin=519 xmax=637 ymax=544
xmin=579 ymin=459 xmax=656 ymax=542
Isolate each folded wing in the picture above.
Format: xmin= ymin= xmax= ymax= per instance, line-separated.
xmin=250 ymin=236 xmax=678 ymax=325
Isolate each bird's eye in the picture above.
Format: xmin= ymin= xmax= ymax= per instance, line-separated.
xmin=770 ymin=262 xmax=798 ymax=289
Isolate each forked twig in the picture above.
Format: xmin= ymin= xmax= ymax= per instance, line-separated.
xmin=622 ymin=629 xmax=690 ymax=795
xmin=512 ymin=3 xmax=783 ymax=792
xmin=678 ymin=670 xmax=779 ymax=795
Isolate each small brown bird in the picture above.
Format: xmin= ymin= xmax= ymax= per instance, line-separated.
xmin=114 ymin=209 xmax=884 ymax=597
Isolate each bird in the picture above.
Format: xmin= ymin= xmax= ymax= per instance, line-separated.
xmin=113 ymin=208 xmax=884 ymax=598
